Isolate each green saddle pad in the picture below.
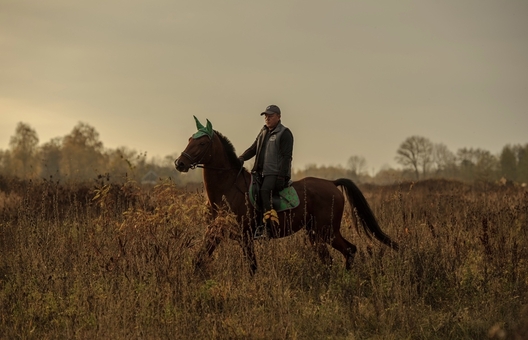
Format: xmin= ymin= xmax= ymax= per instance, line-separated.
xmin=249 ymin=175 xmax=300 ymax=212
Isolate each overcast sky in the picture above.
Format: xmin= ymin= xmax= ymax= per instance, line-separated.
xmin=1 ymin=0 xmax=527 ymax=174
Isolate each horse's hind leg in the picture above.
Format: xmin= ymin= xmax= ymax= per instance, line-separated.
xmin=331 ymin=232 xmax=357 ymax=270
xmin=308 ymin=231 xmax=333 ymax=266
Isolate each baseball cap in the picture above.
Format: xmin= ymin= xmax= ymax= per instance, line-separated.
xmin=260 ymin=104 xmax=281 ymax=116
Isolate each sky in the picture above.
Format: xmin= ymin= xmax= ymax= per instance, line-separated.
xmin=1 ymin=0 xmax=527 ymax=174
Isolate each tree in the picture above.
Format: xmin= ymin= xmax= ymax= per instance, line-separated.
xmin=457 ymin=148 xmax=477 ymax=181
xmin=61 ymin=122 xmax=104 ymax=181
xmin=9 ymin=122 xmax=39 ymax=178
xmin=372 ymin=166 xmax=409 ymax=185
xmin=0 ymin=150 xmax=13 ymax=176
xmin=517 ymin=144 xmax=528 ymax=183
xmin=395 ymin=136 xmax=433 ymax=180
xmin=432 ymin=143 xmax=456 ymax=177
xmin=500 ymin=145 xmax=517 ymax=181
xmin=457 ymin=147 xmax=498 ymax=182
xmin=475 ymin=150 xmax=498 ymax=181
xmin=347 ymin=155 xmax=367 ymax=179
xmin=106 ymin=146 xmax=139 ymax=180
xmin=39 ymin=137 xmax=63 ymax=180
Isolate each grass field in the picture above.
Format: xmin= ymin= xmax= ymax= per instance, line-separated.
xmin=1 ymin=177 xmax=527 ymax=339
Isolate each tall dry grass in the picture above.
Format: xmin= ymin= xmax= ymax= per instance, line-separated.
xmin=0 ymin=177 xmax=527 ymax=339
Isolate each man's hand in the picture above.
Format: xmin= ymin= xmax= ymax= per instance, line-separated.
xmin=276 ymin=176 xmax=285 ymax=190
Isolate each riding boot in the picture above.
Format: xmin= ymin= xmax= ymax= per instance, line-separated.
xmin=254 ymin=209 xmax=278 ymax=239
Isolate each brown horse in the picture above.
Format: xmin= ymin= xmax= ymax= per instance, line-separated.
xmin=174 ymin=117 xmax=398 ymax=275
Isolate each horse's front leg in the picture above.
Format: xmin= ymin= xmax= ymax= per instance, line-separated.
xmin=241 ymin=229 xmax=257 ymax=276
xmin=194 ymin=223 xmax=224 ymax=274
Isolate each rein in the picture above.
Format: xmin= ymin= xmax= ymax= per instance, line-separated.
xmin=195 ymin=164 xmax=232 ymax=171
xmin=198 ymin=164 xmax=248 ymax=194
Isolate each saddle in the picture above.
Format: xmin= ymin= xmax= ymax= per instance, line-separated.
xmin=248 ymin=174 xmax=300 ymax=212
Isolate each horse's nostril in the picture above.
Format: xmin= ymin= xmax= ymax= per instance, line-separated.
xmin=174 ymin=159 xmax=187 ymax=172
xmin=174 ymin=159 xmax=182 ymax=168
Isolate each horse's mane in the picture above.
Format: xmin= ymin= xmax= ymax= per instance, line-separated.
xmin=215 ymin=130 xmax=242 ymax=169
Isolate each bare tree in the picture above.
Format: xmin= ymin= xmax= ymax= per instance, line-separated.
xmin=432 ymin=143 xmax=456 ymax=176
xmin=347 ymin=155 xmax=367 ymax=178
xmin=395 ymin=136 xmax=433 ymax=180
xmin=457 ymin=147 xmax=498 ymax=181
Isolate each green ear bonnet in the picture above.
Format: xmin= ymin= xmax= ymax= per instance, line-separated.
xmin=192 ymin=116 xmax=214 ymax=139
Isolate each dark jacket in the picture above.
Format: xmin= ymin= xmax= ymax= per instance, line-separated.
xmin=240 ymin=122 xmax=293 ymax=179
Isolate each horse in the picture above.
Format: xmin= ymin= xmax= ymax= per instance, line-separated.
xmin=174 ymin=117 xmax=399 ymax=275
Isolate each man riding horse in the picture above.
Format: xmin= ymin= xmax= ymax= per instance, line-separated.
xmin=238 ymin=104 xmax=294 ymax=239
xmin=174 ymin=115 xmax=398 ymax=274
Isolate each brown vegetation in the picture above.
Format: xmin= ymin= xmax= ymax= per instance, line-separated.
xmin=1 ymin=177 xmax=527 ymax=339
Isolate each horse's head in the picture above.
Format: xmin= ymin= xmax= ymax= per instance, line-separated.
xmin=174 ymin=116 xmax=214 ymax=172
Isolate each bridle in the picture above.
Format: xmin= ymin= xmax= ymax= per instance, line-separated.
xmin=178 ymin=132 xmax=248 ymax=193
xmin=179 ymin=135 xmax=214 ymax=170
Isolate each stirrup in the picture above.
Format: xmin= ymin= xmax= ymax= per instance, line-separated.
xmin=253 ymin=224 xmax=270 ymax=239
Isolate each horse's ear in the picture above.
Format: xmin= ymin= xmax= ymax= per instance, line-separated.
xmin=192 ymin=116 xmax=214 ymax=139
xmin=194 ymin=116 xmax=205 ymax=131
xmin=206 ymin=119 xmax=213 ymax=136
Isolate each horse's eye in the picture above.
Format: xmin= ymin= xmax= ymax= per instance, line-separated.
xmin=199 ymin=142 xmax=206 ymax=146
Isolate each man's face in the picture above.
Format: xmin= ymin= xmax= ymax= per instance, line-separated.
xmin=264 ymin=113 xmax=280 ymax=130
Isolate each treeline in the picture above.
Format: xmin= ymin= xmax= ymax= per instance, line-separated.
xmin=1 ymin=122 xmax=527 ymax=186
xmin=295 ymin=135 xmax=528 ymax=185
xmin=0 ymin=122 xmax=202 ymax=185
xmin=391 ymin=135 xmax=528 ymax=184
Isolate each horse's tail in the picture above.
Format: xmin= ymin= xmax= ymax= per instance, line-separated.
xmin=334 ymin=178 xmax=399 ymax=251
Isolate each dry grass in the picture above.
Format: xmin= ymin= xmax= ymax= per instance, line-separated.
xmin=0 ymin=177 xmax=527 ymax=339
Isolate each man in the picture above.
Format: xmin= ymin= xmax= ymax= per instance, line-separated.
xmin=238 ymin=104 xmax=294 ymax=239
